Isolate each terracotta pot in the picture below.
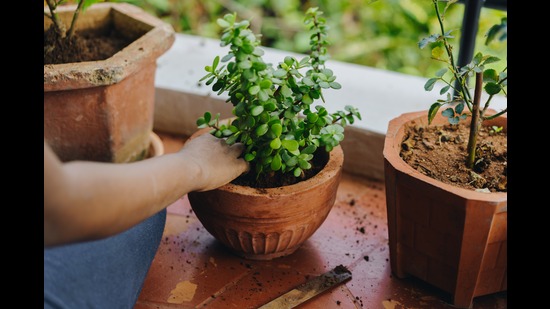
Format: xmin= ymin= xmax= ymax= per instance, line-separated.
xmin=383 ymin=110 xmax=507 ymax=308
xmin=44 ymin=3 xmax=175 ymax=163
xmin=147 ymin=132 xmax=164 ymax=159
xmin=187 ymin=128 xmax=344 ymax=260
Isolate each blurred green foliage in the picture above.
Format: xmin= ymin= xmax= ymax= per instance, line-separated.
xmin=111 ymin=0 xmax=506 ymax=78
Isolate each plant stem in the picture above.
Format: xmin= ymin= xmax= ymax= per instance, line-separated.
xmin=45 ymin=0 xmax=67 ymax=38
xmin=67 ymin=0 xmax=86 ymax=40
xmin=466 ymin=72 xmax=483 ymax=169
xmin=433 ymin=0 xmax=472 ymax=110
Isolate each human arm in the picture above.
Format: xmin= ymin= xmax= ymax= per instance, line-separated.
xmin=44 ymin=133 xmax=249 ymax=247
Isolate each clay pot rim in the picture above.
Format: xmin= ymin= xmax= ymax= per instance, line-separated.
xmin=383 ymin=110 xmax=507 ymax=201
xmin=189 ymin=127 xmax=344 ymax=197
xmin=149 ymin=132 xmax=164 ymax=158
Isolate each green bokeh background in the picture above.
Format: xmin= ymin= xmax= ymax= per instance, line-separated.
xmin=112 ymin=0 xmax=507 ymax=78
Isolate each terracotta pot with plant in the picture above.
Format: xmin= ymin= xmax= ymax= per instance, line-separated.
xmin=44 ymin=0 xmax=175 ymax=163
xmin=186 ymin=8 xmax=361 ymax=260
xmin=383 ymin=1 xmax=507 ymax=308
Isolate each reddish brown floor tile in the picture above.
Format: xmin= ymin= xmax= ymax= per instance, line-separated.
xmin=135 ymin=132 xmax=507 ymax=309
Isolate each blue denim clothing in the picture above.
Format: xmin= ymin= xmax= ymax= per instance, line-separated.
xmin=44 ymin=209 xmax=166 ymax=309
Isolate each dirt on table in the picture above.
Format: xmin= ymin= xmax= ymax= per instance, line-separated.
xmin=400 ymin=122 xmax=507 ymax=193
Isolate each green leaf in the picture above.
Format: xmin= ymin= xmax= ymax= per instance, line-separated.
xmin=424 ymin=78 xmax=438 ymax=91
xmin=196 ymin=117 xmax=206 ymax=128
xmin=418 ymin=33 xmax=439 ymax=49
xmin=319 ymin=81 xmax=330 ymax=88
xmin=303 ymin=77 xmax=314 ymax=86
xmin=253 ymin=48 xmax=265 ymax=57
xmin=238 ymin=61 xmax=252 ymax=69
xmin=455 ymin=103 xmax=465 ymax=115
xmin=483 ymin=56 xmax=500 ymax=65
xmin=435 ymin=68 xmax=447 ymax=77
xmin=251 ymin=105 xmax=264 ymax=116
xmin=280 ymin=85 xmax=293 ymax=97
xmin=260 ymin=79 xmax=272 ymax=89
xmin=302 ymin=144 xmax=317 ymax=154
xmin=256 ymin=123 xmax=268 ymax=136
xmin=217 ymin=18 xmax=230 ymax=28
xmin=302 ymin=93 xmax=313 ymax=104
xmin=270 ymin=138 xmax=282 ymax=149
xmin=223 ymin=13 xmax=236 ymax=24
xmin=235 ymin=20 xmax=250 ymax=28
xmin=213 ymin=81 xmax=224 ymax=92
xmin=431 ymin=46 xmax=444 ymax=59
xmin=284 ymin=56 xmax=294 ymax=66
xmin=473 ymin=52 xmax=483 ymax=65
xmin=428 ymin=103 xmax=442 ymax=124
xmin=271 ymin=154 xmax=282 ymax=171
xmin=484 ymin=82 xmax=502 ymax=95
xmin=205 ymin=76 xmax=216 ymax=86
xmin=273 ymin=69 xmax=287 ymax=78
xmin=329 ymin=82 xmax=342 ymax=89
xmin=242 ymin=43 xmax=255 ymax=54
xmin=440 ymin=85 xmax=450 ymax=95
xmin=441 ymin=108 xmax=454 ymax=118
xmin=306 ymin=113 xmax=319 ymax=123
xmin=281 ymin=140 xmax=299 ymax=151
xmin=483 ymin=69 xmax=499 ymax=82
xmin=285 ymin=156 xmax=298 ymax=167
xmin=270 ymin=123 xmax=283 ymax=137
xmin=249 ymin=85 xmax=260 ymax=95
xmin=258 ymin=90 xmax=269 ymax=102
xmin=221 ymin=53 xmax=233 ymax=62
xmin=448 ymin=116 xmax=460 ymax=125
xmin=298 ymin=159 xmax=311 ymax=170
xmin=244 ymin=153 xmax=255 ymax=162
xmin=264 ymin=102 xmax=276 ymax=111
xmin=293 ymin=167 xmax=303 ymax=177
xmin=226 ymin=134 xmax=238 ymax=144
xmin=485 ymin=18 xmax=507 ymax=45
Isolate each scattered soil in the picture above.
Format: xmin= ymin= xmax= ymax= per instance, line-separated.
xmin=232 ymin=150 xmax=329 ymax=188
xmin=44 ymin=23 xmax=134 ymax=64
xmin=400 ymin=122 xmax=507 ymax=192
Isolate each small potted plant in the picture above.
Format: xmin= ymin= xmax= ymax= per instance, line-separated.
xmin=186 ymin=7 xmax=361 ymax=260
xmin=383 ymin=0 xmax=507 ymax=307
xmin=44 ymin=0 xmax=175 ymax=163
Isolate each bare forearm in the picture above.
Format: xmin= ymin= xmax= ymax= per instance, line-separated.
xmin=44 ymin=134 xmax=248 ymax=247
xmin=44 ymin=153 xmax=199 ymax=246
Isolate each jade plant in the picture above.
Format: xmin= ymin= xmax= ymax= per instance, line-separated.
xmin=419 ymin=0 xmax=507 ymax=169
xmin=197 ymin=7 xmax=361 ymax=186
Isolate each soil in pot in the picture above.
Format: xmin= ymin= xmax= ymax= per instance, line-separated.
xmin=233 ymin=150 xmax=329 ymax=188
xmin=44 ymin=22 xmax=135 ymax=64
xmin=400 ymin=122 xmax=507 ymax=192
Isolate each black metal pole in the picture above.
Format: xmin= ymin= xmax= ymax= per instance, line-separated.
xmin=454 ymin=0 xmax=485 ymax=98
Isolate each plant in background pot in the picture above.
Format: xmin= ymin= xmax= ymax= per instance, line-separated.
xmin=383 ymin=0 xmax=507 ymax=307
xmin=187 ymin=7 xmax=361 ymax=260
xmin=44 ymin=0 xmax=175 ymax=163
